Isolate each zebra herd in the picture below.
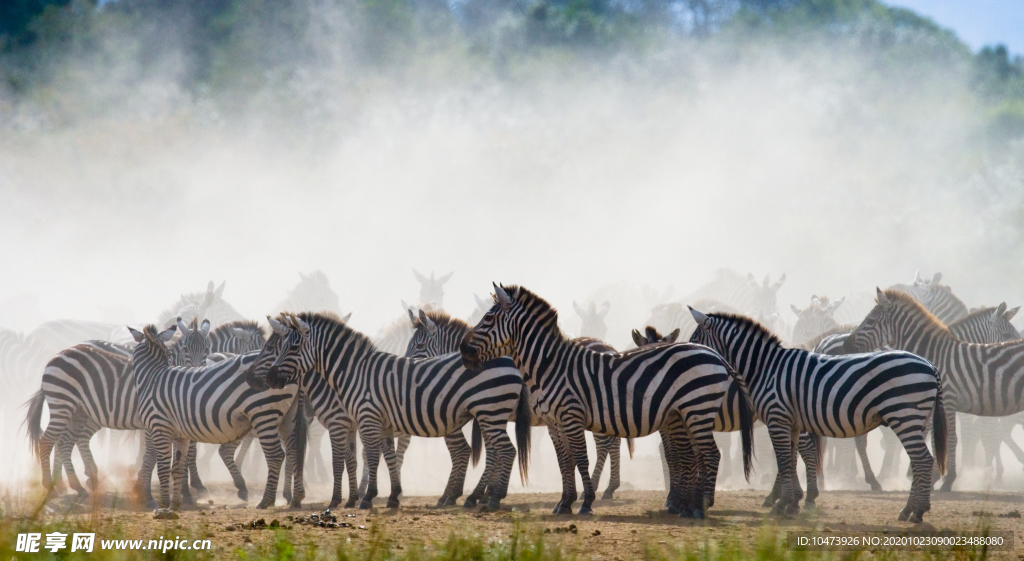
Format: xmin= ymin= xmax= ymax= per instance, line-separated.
xmin=14 ymin=269 xmax=1024 ymax=523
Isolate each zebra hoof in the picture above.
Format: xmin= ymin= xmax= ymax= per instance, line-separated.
xmin=937 ymin=482 xmax=953 ymax=493
xmin=601 ymin=491 xmax=615 ymax=501
xmin=358 ymin=500 xmax=373 ymax=510
xmin=344 ymin=498 xmax=358 ymax=509
xmin=386 ymin=498 xmax=400 ymax=509
xmin=237 ymin=489 xmax=249 ymax=502
xmin=283 ymin=491 xmax=292 ymax=502
xmin=803 ymin=501 xmax=816 ymax=510
xmin=328 ymin=500 xmax=342 ymax=510
xmin=552 ymin=504 xmax=573 ymax=515
xmin=785 ymin=504 xmax=800 ymax=518
xmin=689 ymin=509 xmax=704 ymax=520
xmin=194 ymin=486 xmax=210 ymax=499
xmin=482 ymin=501 xmax=501 ymax=513
xmin=908 ymin=512 xmax=924 ymax=524
xmin=290 ymin=500 xmax=303 ymax=509
xmin=666 ymin=504 xmax=681 ymax=515
xmin=761 ymin=496 xmax=776 ymax=508
xmin=144 ymin=499 xmax=158 ymax=510
xmin=897 ymin=507 xmax=912 ymax=522
xmin=153 ymin=509 xmax=179 ymax=520
xmin=463 ymin=497 xmax=479 ymax=509
xmin=578 ymin=505 xmax=594 ymax=516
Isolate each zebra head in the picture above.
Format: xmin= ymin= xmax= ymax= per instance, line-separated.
xmin=249 ymin=314 xmax=313 ymax=390
xmin=127 ymin=324 xmax=178 ymax=372
xmin=843 ymin=288 xmax=904 ymax=353
xmin=173 ymin=317 xmax=212 ymax=367
xmin=745 ymin=273 xmax=785 ymax=331
xmin=406 ymin=309 xmax=471 ymax=359
xmin=573 ymin=301 xmax=610 ymax=340
xmin=687 ymin=307 xmax=735 ymax=357
xmin=790 ymin=295 xmax=844 ymax=344
xmin=413 ymin=269 xmax=453 ymax=308
xmin=630 ymin=326 xmax=680 ymax=348
xmin=460 ymin=283 xmax=523 ymax=370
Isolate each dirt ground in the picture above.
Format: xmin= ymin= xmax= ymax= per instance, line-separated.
xmin=22 ymin=485 xmax=1024 ymax=559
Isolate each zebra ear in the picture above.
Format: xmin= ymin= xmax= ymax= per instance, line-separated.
xmin=438 ymin=271 xmax=454 ymax=285
xmin=598 ymin=302 xmax=611 ymax=319
xmin=177 ymin=317 xmax=190 ymax=334
xmin=832 ymin=296 xmax=845 ymax=311
xmin=772 ymin=274 xmax=786 ymax=291
xmin=474 ymin=293 xmax=487 ymax=308
xmin=666 ymin=328 xmax=680 ymax=343
xmin=158 ymin=325 xmax=177 ymax=343
xmin=573 ymin=301 xmax=585 ymax=318
xmin=268 ymin=316 xmax=288 ymax=336
xmin=932 ymin=272 xmax=942 ymax=284
xmin=340 ymin=312 xmax=352 ymax=323
xmin=200 ymin=319 xmax=211 ymax=335
xmin=215 ymin=281 xmax=226 ymax=298
xmin=207 ymin=280 xmax=215 ymax=293
xmin=1005 ymin=306 xmax=1020 ymax=321
xmin=631 ymin=329 xmax=645 ymax=347
xmin=128 ymin=326 xmax=145 ymax=343
xmin=688 ymin=306 xmax=709 ymax=328
xmin=791 ymin=304 xmax=801 ymax=315
xmin=914 ymin=270 xmax=923 ymax=284
xmin=408 ymin=308 xmax=417 ymax=327
xmin=232 ymin=327 xmax=252 ymax=342
xmin=494 ymin=283 xmax=513 ymax=311
xmin=419 ymin=309 xmax=437 ymax=334
xmin=876 ymin=287 xmax=890 ymax=307
xmin=412 ymin=269 xmax=428 ymax=284
xmin=294 ymin=317 xmax=311 ymax=337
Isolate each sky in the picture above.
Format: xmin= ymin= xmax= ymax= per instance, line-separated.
xmin=886 ymin=0 xmax=1024 ymax=54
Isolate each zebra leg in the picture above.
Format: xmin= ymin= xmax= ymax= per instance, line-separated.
xmin=76 ymin=427 xmax=101 ymax=492
xmin=603 ymin=437 xmax=621 ymax=500
xmin=380 ymin=435 xmax=403 ymax=508
xmin=253 ymin=417 xmax=287 ymax=510
xmin=324 ymin=418 xmax=349 ymax=509
xmin=892 ymin=422 xmax=935 ymax=523
xmin=715 ymin=431 xmax=733 ymax=482
xmin=149 ymin=430 xmax=175 ymax=510
xmin=765 ymin=435 xmax=805 ymax=509
xmin=476 ymin=419 xmax=516 ymax=512
xmin=357 ymin=425 xmax=382 ymax=509
xmin=687 ymin=423 xmax=721 ymax=518
xmin=54 ymin=428 xmax=85 ymax=497
xmin=36 ymin=406 xmax=75 ymax=497
xmin=234 ymin=432 xmax=256 ymax=480
xmin=559 ymin=413 xmax=596 ymax=515
xmin=135 ymin=431 xmax=158 ymax=508
xmin=358 ymin=446 xmax=370 ymax=499
xmin=171 ymin=437 xmax=191 ymax=511
xmin=439 ymin=431 xmax=471 ymax=506
xmin=591 ymin=434 xmax=609 ymax=500
xmin=797 ymin=433 xmax=818 ymax=507
xmin=855 ymin=433 xmax=882 ymax=491
xmin=767 ymin=425 xmax=798 ymax=518
xmin=938 ymin=402 xmax=957 ymax=492
xmin=548 ymin=425 xmax=578 ymax=514
xmin=659 ymin=441 xmax=671 ymax=498
xmin=661 ymin=428 xmax=694 ymax=516
xmin=307 ymin=420 xmax=329 ymax=484
xmin=186 ymin=441 xmax=208 ymax=499
xmin=344 ymin=426 xmax=360 ymax=508
xmin=218 ymin=438 xmax=248 ymax=502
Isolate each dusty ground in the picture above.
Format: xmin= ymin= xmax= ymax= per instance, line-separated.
xmin=17 ymin=485 xmax=1024 ymax=559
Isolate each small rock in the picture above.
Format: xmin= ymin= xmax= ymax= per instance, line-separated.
xmin=592 ymin=530 xmax=601 ymax=537
xmin=569 ymin=524 xmax=578 ymax=534
xmin=226 ymin=525 xmax=237 ymax=532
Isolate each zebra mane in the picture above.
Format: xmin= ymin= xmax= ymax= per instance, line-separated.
xmin=500 ymin=284 xmax=570 ymax=343
xmin=212 ymin=319 xmax=266 ymax=338
xmin=417 ymin=310 xmax=470 ymax=334
xmin=948 ymin=306 xmax=1000 ymax=326
xmin=286 ymin=311 xmax=378 ymax=352
xmin=710 ymin=313 xmax=783 ymax=347
xmin=881 ymin=289 xmax=953 ymax=334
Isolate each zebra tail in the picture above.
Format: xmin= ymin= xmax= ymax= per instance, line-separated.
xmin=737 ymin=387 xmax=756 ymax=482
xmin=626 ymin=437 xmax=635 ymax=460
xmin=294 ymin=396 xmax=309 ymax=480
xmin=813 ymin=433 xmax=825 ymax=477
xmin=933 ymin=385 xmax=948 ymax=477
xmin=25 ymin=390 xmax=46 ymax=458
xmin=515 ymin=384 xmax=532 ymax=485
xmin=471 ymin=420 xmax=482 ymax=467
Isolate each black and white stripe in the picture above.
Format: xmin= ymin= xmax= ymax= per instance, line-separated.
xmin=128 ymin=324 xmax=299 ymax=511
xmin=248 ymin=311 xmax=532 ymax=512
xmin=888 ymin=271 xmax=968 ymax=325
xmin=690 ymin=308 xmax=946 ymax=522
xmin=460 ymin=284 xmax=753 ymax=518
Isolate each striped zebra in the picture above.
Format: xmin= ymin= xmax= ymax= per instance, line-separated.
xmin=413 ymin=270 xmax=453 ymax=308
xmin=690 ymin=308 xmax=946 ymax=522
xmin=572 ymin=301 xmax=610 ymax=341
xmin=845 ymin=290 xmax=1024 ymax=491
xmin=460 ymin=284 xmax=754 ymax=518
xmin=790 ymin=296 xmax=845 ymax=346
xmin=634 ymin=327 xmax=824 ymax=509
xmin=405 ymin=309 xmax=635 ymax=502
xmin=157 ymin=281 xmax=246 ymax=328
xmin=271 ymin=271 xmax=345 ymax=317
xmin=949 ymin=303 xmax=1020 ymax=344
xmin=27 ymin=318 xmax=213 ymax=502
xmin=888 ymin=272 xmax=968 ymax=325
xmin=247 ymin=311 xmax=531 ymax=511
xmin=129 ymin=324 xmax=300 ymax=511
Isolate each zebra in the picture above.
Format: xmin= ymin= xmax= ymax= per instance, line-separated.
xmin=845 ymin=289 xmax=1024 ymax=491
xmin=690 ymin=308 xmax=946 ymax=522
xmin=156 ymin=281 xmax=246 ymax=328
xmin=27 ymin=318 xmax=213 ymax=502
xmin=128 ymin=323 xmax=300 ymax=511
xmin=634 ymin=326 xmax=825 ymax=509
xmin=888 ymin=271 xmax=968 ymax=325
xmin=949 ymin=303 xmax=1021 ymax=344
xmin=572 ymin=301 xmax=610 ymax=341
xmin=790 ymin=296 xmax=845 ymax=345
xmin=460 ymin=284 xmax=754 ymax=518
xmin=405 ymin=309 xmax=635 ymax=502
xmin=247 ymin=311 xmax=532 ymax=512
xmin=413 ymin=270 xmax=453 ymax=308
xmin=272 ymin=271 xmax=345 ymax=317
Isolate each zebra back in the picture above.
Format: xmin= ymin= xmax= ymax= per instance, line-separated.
xmin=888 ymin=271 xmax=968 ymax=324
xmin=947 ymin=303 xmax=1021 ymax=344
xmin=209 ymin=320 xmax=267 ymax=354
xmin=790 ymin=296 xmax=843 ymax=345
